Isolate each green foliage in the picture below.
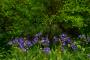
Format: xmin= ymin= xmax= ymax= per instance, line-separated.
xmin=0 ymin=0 xmax=90 ymax=36
xmin=2 ymin=45 xmax=90 ymax=60
xmin=0 ymin=0 xmax=90 ymax=59
xmin=56 ymin=0 xmax=90 ymax=34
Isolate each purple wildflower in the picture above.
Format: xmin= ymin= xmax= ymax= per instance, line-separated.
xmin=18 ymin=37 xmax=24 ymax=49
xmin=61 ymin=33 xmax=67 ymax=38
xmin=60 ymin=34 xmax=67 ymax=41
xmin=12 ymin=38 xmax=19 ymax=43
xmin=25 ymin=40 xmax=32 ymax=47
xmin=32 ymin=36 xmax=39 ymax=44
xmin=62 ymin=41 xmax=66 ymax=46
xmin=18 ymin=37 xmax=24 ymax=44
xmin=42 ymin=37 xmax=48 ymax=40
xmin=78 ymin=35 xmax=82 ymax=38
xmin=71 ymin=44 xmax=77 ymax=50
xmin=19 ymin=43 xmax=24 ymax=49
xmin=8 ymin=38 xmax=19 ymax=45
xmin=42 ymin=47 xmax=50 ymax=54
xmin=66 ymin=37 xmax=71 ymax=43
xmin=41 ymin=37 xmax=49 ymax=46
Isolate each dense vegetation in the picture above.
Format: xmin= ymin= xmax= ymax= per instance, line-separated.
xmin=0 ymin=0 xmax=90 ymax=60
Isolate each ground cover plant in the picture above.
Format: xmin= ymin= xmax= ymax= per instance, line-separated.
xmin=0 ymin=0 xmax=90 ymax=60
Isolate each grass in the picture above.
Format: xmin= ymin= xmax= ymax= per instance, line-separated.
xmin=2 ymin=45 xmax=61 ymax=60
xmin=0 ymin=45 xmax=90 ymax=60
